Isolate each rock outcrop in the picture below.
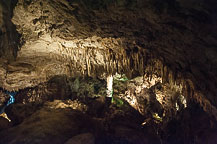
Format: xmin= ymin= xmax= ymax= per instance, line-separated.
xmin=0 ymin=1 xmax=217 ymax=143
xmin=0 ymin=0 xmax=216 ymax=119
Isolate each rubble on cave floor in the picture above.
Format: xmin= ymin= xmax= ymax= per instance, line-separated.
xmin=0 ymin=76 xmax=217 ymax=144
xmin=0 ymin=96 xmax=216 ymax=144
xmin=0 ymin=99 xmax=160 ymax=144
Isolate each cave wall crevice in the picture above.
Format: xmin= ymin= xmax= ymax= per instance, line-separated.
xmin=0 ymin=0 xmax=216 ymax=119
xmin=0 ymin=0 xmax=20 ymax=60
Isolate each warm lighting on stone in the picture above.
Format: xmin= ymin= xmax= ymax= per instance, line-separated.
xmin=0 ymin=0 xmax=216 ymax=143
xmin=0 ymin=113 xmax=11 ymax=122
xmin=106 ymin=75 xmax=113 ymax=97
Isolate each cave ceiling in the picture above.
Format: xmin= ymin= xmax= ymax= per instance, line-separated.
xmin=0 ymin=0 xmax=217 ymax=117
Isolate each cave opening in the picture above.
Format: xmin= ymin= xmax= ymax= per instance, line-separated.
xmin=0 ymin=0 xmax=217 ymax=144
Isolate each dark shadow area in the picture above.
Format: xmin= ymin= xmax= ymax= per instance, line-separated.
xmin=0 ymin=0 xmax=20 ymax=60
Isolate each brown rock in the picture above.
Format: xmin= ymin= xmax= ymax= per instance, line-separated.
xmin=0 ymin=117 xmax=11 ymax=131
xmin=64 ymin=133 xmax=95 ymax=144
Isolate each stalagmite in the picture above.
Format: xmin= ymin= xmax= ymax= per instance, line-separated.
xmin=106 ymin=75 xmax=113 ymax=98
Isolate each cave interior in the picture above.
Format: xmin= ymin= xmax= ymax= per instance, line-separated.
xmin=0 ymin=0 xmax=217 ymax=144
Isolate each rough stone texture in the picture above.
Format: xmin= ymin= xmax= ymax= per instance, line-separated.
xmin=0 ymin=0 xmax=20 ymax=60
xmin=0 ymin=117 xmax=11 ymax=131
xmin=0 ymin=90 xmax=10 ymax=105
xmin=12 ymin=76 xmax=106 ymax=105
xmin=69 ymin=77 xmax=107 ymax=99
xmin=0 ymin=76 xmax=216 ymax=144
xmin=5 ymin=103 xmax=43 ymax=126
xmin=163 ymin=104 xmax=217 ymax=144
xmin=0 ymin=99 xmax=161 ymax=144
xmin=0 ymin=101 xmax=93 ymax=144
xmin=0 ymin=0 xmax=217 ymax=120
xmin=14 ymin=75 xmax=72 ymax=104
xmin=113 ymin=75 xmax=187 ymax=120
xmin=64 ymin=133 xmax=95 ymax=144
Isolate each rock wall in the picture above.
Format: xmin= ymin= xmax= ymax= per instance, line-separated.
xmin=0 ymin=0 xmax=216 ymax=119
xmin=0 ymin=0 xmax=20 ymax=60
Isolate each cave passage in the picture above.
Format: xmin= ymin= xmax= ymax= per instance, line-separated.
xmin=0 ymin=0 xmax=217 ymax=144
xmin=0 ymin=73 xmax=216 ymax=144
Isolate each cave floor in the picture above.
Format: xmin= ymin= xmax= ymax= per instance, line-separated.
xmin=0 ymin=99 xmax=160 ymax=144
xmin=0 ymin=99 xmax=217 ymax=144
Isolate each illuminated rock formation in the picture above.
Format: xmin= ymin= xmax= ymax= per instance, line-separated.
xmin=0 ymin=0 xmax=217 ymax=143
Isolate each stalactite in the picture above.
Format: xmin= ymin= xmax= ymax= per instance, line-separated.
xmin=136 ymin=52 xmax=139 ymax=70
xmin=163 ymin=65 xmax=168 ymax=84
xmin=168 ymin=70 xmax=174 ymax=85
xmin=160 ymin=62 xmax=164 ymax=80
xmin=173 ymin=70 xmax=177 ymax=85
xmin=127 ymin=57 xmax=130 ymax=72
xmin=106 ymin=60 xmax=109 ymax=74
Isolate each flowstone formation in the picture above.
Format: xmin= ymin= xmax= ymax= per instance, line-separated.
xmin=0 ymin=76 xmax=216 ymax=144
xmin=0 ymin=0 xmax=216 ymax=120
xmin=0 ymin=0 xmax=217 ymax=144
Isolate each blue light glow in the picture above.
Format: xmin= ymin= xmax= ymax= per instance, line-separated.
xmin=0 ymin=91 xmax=16 ymax=115
xmin=5 ymin=91 xmax=16 ymax=106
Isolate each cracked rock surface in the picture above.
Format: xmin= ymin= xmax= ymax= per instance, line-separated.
xmin=0 ymin=0 xmax=217 ymax=143
xmin=0 ymin=0 xmax=216 ymax=114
